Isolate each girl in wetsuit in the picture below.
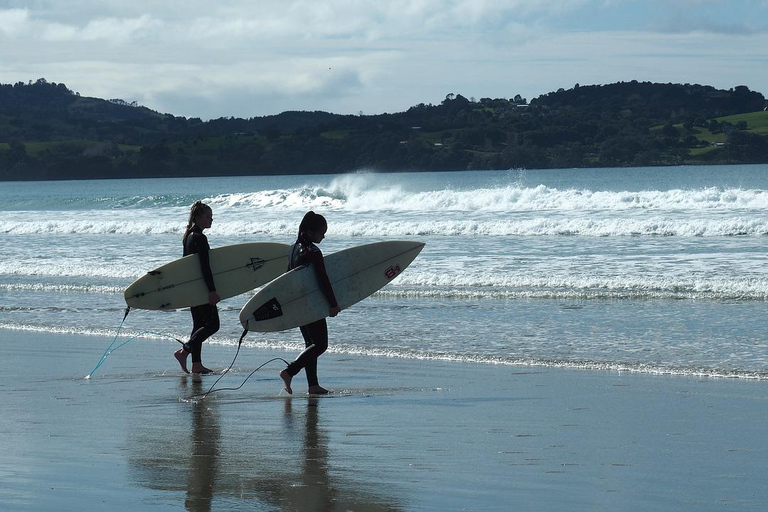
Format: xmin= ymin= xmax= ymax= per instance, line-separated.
xmin=279 ymin=211 xmax=341 ymax=395
xmin=174 ymin=201 xmax=220 ymax=374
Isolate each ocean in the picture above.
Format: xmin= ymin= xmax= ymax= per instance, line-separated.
xmin=3 ymin=164 xmax=768 ymax=380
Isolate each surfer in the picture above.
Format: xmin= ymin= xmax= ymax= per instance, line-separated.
xmin=280 ymin=211 xmax=341 ymax=394
xmin=174 ymin=201 xmax=221 ymax=374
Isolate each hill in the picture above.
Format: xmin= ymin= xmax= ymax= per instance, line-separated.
xmin=1 ymin=78 xmax=767 ymax=180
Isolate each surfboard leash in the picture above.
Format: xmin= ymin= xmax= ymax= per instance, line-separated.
xmin=192 ymin=327 xmax=289 ymax=400
xmin=195 ymin=329 xmax=247 ymax=398
xmin=85 ymin=306 xmax=132 ymax=379
xmin=85 ymin=307 xmax=186 ymax=379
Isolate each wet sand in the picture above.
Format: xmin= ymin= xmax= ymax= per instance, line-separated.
xmin=2 ymin=329 xmax=767 ymax=511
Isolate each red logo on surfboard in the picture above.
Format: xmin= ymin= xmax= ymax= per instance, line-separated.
xmin=384 ymin=264 xmax=401 ymax=280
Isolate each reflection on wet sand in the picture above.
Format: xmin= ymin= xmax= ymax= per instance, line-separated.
xmin=127 ymin=381 xmax=402 ymax=511
xmin=126 ymin=377 xmax=220 ymax=512
xmin=185 ymin=379 xmax=219 ymax=512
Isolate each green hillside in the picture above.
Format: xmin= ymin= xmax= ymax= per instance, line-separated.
xmin=2 ymin=79 xmax=768 ymax=180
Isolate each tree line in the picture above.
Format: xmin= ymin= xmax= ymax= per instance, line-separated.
xmin=1 ymin=78 xmax=767 ymax=180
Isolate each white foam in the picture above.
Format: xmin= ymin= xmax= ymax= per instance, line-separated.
xmin=6 ymin=213 xmax=768 ymax=238
xmin=4 ymin=322 xmax=753 ymax=380
xmin=7 ymin=183 xmax=768 ymax=237
xmin=0 ymin=283 xmax=122 ymax=294
xmin=208 ymin=182 xmax=768 ymax=213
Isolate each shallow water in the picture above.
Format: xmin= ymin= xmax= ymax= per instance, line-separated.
xmin=3 ymin=164 xmax=768 ymax=378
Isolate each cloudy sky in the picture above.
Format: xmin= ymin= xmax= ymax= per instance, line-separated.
xmin=1 ymin=0 xmax=767 ymax=120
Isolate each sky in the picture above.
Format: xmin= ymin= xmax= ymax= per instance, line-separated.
xmin=1 ymin=0 xmax=767 ymax=120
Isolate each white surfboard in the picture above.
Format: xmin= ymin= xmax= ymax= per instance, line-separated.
xmin=125 ymin=242 xmax=290 ymax=310
xmin=239 ymin=241 xmax=425 ymax=332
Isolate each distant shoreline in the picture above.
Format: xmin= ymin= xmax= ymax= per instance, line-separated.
xmin=3 ymin=161 xmax=765 ymax=184
xmin=2 ymin=80 xmax=767 ymax=181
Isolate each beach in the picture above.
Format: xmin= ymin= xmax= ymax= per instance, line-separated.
xmin=4 ymin=167 xmax=768 ymax=510
xmin=2 ymin=328 xmax=766 ymax=511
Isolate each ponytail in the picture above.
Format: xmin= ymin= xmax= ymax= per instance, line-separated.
xmin=297 ymin=211 xmax=327 ymax=244
xmin=183 ymin=201 xmax=211 ymax=246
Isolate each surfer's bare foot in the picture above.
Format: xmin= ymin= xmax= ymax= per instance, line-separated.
xmin=279 ymin=370 xmax=293 ymax=394
xmin=174 ymin=349 xmax=190 ymax=374
xmin=308 ymin=385 xmax=330 ymax=395
xmin=191 ymin=363 xmax=213 ymax=374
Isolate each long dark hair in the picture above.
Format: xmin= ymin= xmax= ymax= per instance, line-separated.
xmin=297 ymin=211 xmax=327 ymax=244
xmin=183 ymin=201 xmax=211 ymax=246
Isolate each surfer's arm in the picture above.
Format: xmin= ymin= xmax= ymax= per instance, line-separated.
xmin=195 ymin=234 xmax=217 ymax=294
xmin=309 ymin=251 xmax=339 ymax=312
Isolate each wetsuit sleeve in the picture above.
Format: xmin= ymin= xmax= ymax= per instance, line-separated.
xmin=194 ymin=233 xmax=217 ymax=292
xmin=308 ymin=249 xmax=338 ymax=308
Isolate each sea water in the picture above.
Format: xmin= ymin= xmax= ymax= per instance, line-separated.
xmin=3 ymin=165 xmax=768 ymax=379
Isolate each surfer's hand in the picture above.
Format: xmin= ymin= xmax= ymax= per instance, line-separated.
xmin=329 ymin=305 xmax=341 ymax=317
xmin=209 ymin=291 xmax=221 ymax=305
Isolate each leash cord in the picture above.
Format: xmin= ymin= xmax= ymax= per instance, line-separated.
xmin=193 ymin=356 xmax=290 ymax=400
xmin=193 ymin=327 xmax=289 ymax=399
xmin=86 ymin=307 xmax=187 ymax=379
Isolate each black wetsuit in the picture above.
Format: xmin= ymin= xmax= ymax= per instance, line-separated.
xmin=283 ymin=240 xmax=338 ymax=387
xmin=182 ymin=226 xmax=220 ymax=364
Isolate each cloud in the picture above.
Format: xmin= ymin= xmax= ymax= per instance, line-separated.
xmin=0 ymin=1 xmax=766 ymax=120
xmin=0 ymin=8 xmax=161 ymax=43
xmin=43 ymin=14 xmax=161 ymax=43
xmin=0 ymin=8 xmax=29 ymax=37
xmin=641 ymin=0 xmax=768 ymax=35
xmin=77 ymin=14 xmax=161 ymax=42
xmin=9 ymin=48 xmax=396 ymax=118
xmin=5 ymin=1 xmax=587 ymax=42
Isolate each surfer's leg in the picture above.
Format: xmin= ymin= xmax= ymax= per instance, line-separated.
xmin=283 ymin=325 xmax=312 ymax=379
xmin=188 ymin=305 xmax=219 ymax=374
xmin=176 ymin=306 xmax=203 ymax=373
xmin=283 ymin=320 xmax=329 ymax=392
xmin=303 ymin=320 xmax=328 ymax=388
xmin=300 ymin=324 xmax=319 ymax=387
xmin=187 ymin=306 xmax=206 ymax=362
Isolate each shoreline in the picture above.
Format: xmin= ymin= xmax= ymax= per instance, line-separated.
xmin=5 ymin=322 xmax=767 ymax=382
xmin=3 ymin=328 xmax=768 ymax=511
xmin=3 ymin=162 xmax=768 ymax=184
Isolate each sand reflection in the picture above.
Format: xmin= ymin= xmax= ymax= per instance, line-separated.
xmin=184 ymin=379 xmax=219 ymax=512
xmin=128 ymin=382 xmax=402 ymax=511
